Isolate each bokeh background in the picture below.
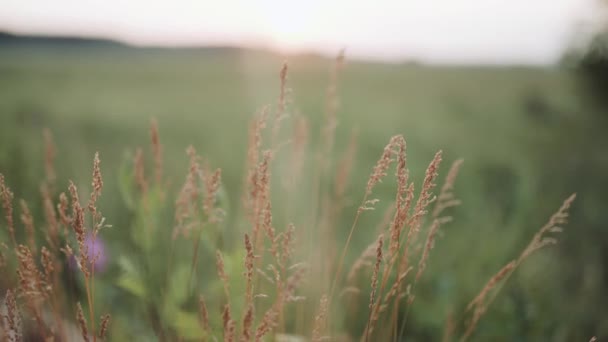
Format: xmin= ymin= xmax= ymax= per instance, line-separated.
xmin=1 ymin=0 xmax=608 ymax=340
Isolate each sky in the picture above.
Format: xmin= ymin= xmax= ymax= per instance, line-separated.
xmin=0 ymin=0 xmax=603 ymax=64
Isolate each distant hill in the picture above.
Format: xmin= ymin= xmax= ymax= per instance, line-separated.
xmin=0 ymin=31 xmax=272 ymax=57
xmin=0 ymin=32 xmax=128 ymax=48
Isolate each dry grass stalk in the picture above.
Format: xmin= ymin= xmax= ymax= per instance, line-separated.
xmin=57 ymin=192 xmax=71 ymax=233
xmin=68 ymin=181 xmax=89 ymax=278
xmin=173 ymin=146 xmax=202 ymax=239
xmin=462 ymin=260 xmax=516 ymax=340
xmin=254 ymin=308 xmax=277 ymax=342
xmin=441 ymin=310 xmax=455 ymax=342
xmin=347 ymin=241 xmax=377 ymax=284
xmin=98 ymin=314 xmax=110 ymax=339
xmin=197 ymin=295 xmax=210 ymax=332
xmin=415 ymin=218 xmax=450 ymax=282
xmin=88 ymin=152 xmax=103 ymax=223
xmin=255 ymin=265 xmax=306 ymax=341
xmin=279 ymin=224 xmax=295 ymax=268
xmin=432 ymin=159 xmax=464 ymax=218
xmin=19 ymin=200 xmax=36 ymax=255
xmin=0 ymin=246 xmax=6 ymax=270
xmin=388 ymin=136 xmax=408 ymax=262
xmin=406 ymin=151 xmax=442 ymax=245
xmin=216 ymin=251 xmax=230 ymax=300
xmin=364 ymin=235 xmax=384 ymax=340
xmin=242 ymin=108 xmax=268 ymax=220
xmin=40 ymin=246 xmax=54 ymax=286
xmin=16 ymin=245 xmax=46 ymax=300
xmin=40 ymin=184 xmax=59 ymax=250
xmin=368 ymin=235 xmax=383 ymax=311
xmin=365 ymin=136 xmax=403 ymax=197
xmin=461 ymin=194 xmax=576 ymax=341
xmin=43 ymin=128 xmax=57 ymax=187
xmin=134 ymin=148 xmax=148 ymax=195
xmin=241 ymin=304 xmax=254 ymax=342
xmin=311 ymin=295 xmax=328 ymax=342
xmin=76 ymin=302 xmax=90 ymax=342
xmin=203 ymin=167 xmax=222 ymax=224
xmin=0 ymin=174 xmax=16 ymax=247
xmin=222 ymin=304 xmax=235 ymax=342
xmin=329 ymin=135 xmax=404 ymax=306
xmin=3 ymin=289 xmax=21 ymax=342
xmin=272 ymin=62 xmax=289 ymax=144
xmin=288 ymin=116 xmax=309 ymax=189
xmin=251 ymin=150 xmax=273 ymax=253
xmin=244 ymin=233 xmax=255 ymax=306
xmin=150 ymin=119 xmax=163 ymax=185
xmin=519 ymin=193 xmax=576 ymax=261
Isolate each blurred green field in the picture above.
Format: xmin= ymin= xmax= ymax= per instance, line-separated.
xmin=0 ymin=42 xmax=606 ymax=340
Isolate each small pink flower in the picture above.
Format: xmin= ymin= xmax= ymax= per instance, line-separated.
xmin=69 ymin=233 xmax=108 ymax=273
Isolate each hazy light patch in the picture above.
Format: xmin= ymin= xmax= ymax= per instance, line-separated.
xmin=0 ymin=0 xmax=601 ymax=64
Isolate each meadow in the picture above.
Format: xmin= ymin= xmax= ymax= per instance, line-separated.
xmin=0 ymin=40 xmax=605 ymax=341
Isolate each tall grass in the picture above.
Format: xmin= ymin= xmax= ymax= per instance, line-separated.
xmin=0 ymin=54 xmax=578 ymax=342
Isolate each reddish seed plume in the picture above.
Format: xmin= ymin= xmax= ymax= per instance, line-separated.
xmin=216 ymin=251 xmax=230 ymax=300
xmin=222 ymin=304 xmax=235 ymax=342
xmin=98 ymin=314 xmax=110 ymax=339
xmin=4 ymin=289 xmax=21 ymax=342
xmin=40 ymin=246 xmax=55 ymax=288
xmin=88 ymin=152 xmax=103 ymax=219
xmin=365 ymin=135 xmax=404 ymax=197
xmin=173 ymin=146 xmax=202 ymax=239
xmin=272 ymin=62 xmax=289 ymax=144
xmin=408 ymin=151 xmax=442 ymax=239
xmin=76 ymin=302 xmax=90 ymax=342
xmin=388 ymin=136 xmax=408 ymax=261
xmin=243 ymin=108 xmax=268 ymax=216
xmin=150 ymin=119 xmax=163 ymax=185
xmin=311 ymin=295 xmax=329 ymax=342
xmin=203 ymin=167 xmax=222 ymax=224
xmin=68 ymin=182 xmax=89 ymax=278
xmin=366 ymin=234 xmax=384 ymax=339
xmin=57 ymin=192 xmax=71 ymax=232
xmin=0 ymin=173 xmax=16 ymax=246
xmin=280 ymin=224 xmax=295 ymax=268
xmin=365 ymin=235 xmax=385 ymax=340
xmin=198 ymin=295 xmax=210 ymax=332
xmin=244 ymin=233 xmax=255 ymax=305
xmin=254 ymin=308 xmax=277 ymax=342
xmin=241 ymin=304 xmax=254 ymax=342
xmin=16 ymin=245 xmax=45 ymax=300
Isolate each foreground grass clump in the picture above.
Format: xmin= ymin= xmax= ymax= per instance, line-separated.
xmin=0 ymin=56 xmax=577 ymax=341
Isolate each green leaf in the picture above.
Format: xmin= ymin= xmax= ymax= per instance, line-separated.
xmin=116 ymin=256 xmax=147 ymax=298
xmin=170 ymin=311 xmax=206 ymax=340
xmin=117 ymin=151 xmax=136 ymax=210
